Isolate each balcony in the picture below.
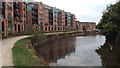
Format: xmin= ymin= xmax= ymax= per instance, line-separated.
xmin=14 ymin=12 xmax=20 ymax=16
xmin=14 ymin=19 xmax=19 ymax=22
xmin=32 ymin=13 xmax=38 ymax=16
xmin=58 ymin=24 xmax=62 ymax=26
xmin=15 ymin=5 xmax=19 ymax=9
xmin=32 ymin=18 xmax=38 ymax=21
xmin=24 ymin=8 xmax=26 ymax=11
xmin=32 ymin=7 xmax=37 ymax=11
xmin=7 ymin=6 xmax=12 ymax=11
xmin=40 ymin=17 xmax=44 ymax=20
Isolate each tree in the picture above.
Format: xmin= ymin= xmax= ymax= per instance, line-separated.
xmin=82 ymin=25 xmax=88 ymax=33
xmin=97 ymin=1 xmax=120 ymax=41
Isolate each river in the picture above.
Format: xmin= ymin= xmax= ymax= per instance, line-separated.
xmin=35 ymin=35 xmax=107 ymax=66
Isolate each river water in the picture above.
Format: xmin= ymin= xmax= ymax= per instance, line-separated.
xmin=35 ymin=35 xmax=107 ymax=66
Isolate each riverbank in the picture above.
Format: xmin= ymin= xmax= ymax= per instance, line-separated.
xmin=12 ymin=37 xmax=48 ymax=66
xmin=12 ymin=31 xmax=98 ymax=66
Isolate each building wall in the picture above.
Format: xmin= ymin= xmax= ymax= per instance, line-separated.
xmin=76 ymin=21 xmax=96 ymax=31
xmin=2 ymin=1 xmax=96 ymax=37
xmin=2 ymin=2 xmax=26 ymax=36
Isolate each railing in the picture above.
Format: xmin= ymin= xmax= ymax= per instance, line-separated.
xmin=58 ymin=24 xmax=62 ymax=26
xmin=32 ymin=18 xmax=38 ymax=21
xmin=14 ymin=19 xmax=22 ymax=22
xmin=7 ymin=6 xmax=12 ymax=11
xmin=15 ymin=5 xmax=19 ymax=9
xmin=32 ymin=8 xmax=37 ymax=11
xmin=32 ymin=13 xmax=37 ymax=16
xmin=14 ymin=12 xmax=20 ymax=16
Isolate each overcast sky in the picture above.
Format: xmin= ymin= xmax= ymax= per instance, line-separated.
xmin=34 ymin=0 xmax=116 ymax=24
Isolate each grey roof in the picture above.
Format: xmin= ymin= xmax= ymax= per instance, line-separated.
xmin=43 ymin=4 xmax=62 ymax=12
xmin=43 ymin=4 xmax=53 ymax=10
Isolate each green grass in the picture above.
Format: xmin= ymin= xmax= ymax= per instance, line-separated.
xmin=12 ymin=37 xmax=46 ymax=66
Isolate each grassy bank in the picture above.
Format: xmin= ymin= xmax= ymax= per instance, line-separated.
xmin=12 ymin=37 xmax=47 ymax=66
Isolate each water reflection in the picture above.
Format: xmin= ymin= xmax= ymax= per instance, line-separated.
xmin=34 ymin=35 xmax=106 ymax=66
xmin=95 ymin=40 xmax=120 ymax=66
xmin=35 ymin=37 xmax=76 ymax=63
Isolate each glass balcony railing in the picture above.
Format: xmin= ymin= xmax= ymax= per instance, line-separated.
xmin=32 ymin=18 xmax=38 ymax=21
xmin=32 ymin=13 xmax=37 ymax=16
xmin=7 ymin=6 xmax=12 ymax=11
xmin=32 ymin=7 xmax=37 ymax=11
xmin=58 ymin=24 xmax=62 ymax=26
xmin=14 ymin=12 xmax=20 ymax=16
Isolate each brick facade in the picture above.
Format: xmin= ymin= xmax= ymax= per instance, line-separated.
xmin=1 ymin=1 xmax=96 ymax=36
xmin=76 ymin=21 xmax=96 ymax=31
xmin=1 ymin=1 xmax=26 ymax=36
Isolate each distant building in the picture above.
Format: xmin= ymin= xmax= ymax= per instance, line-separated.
xmin=76 ymin=21 xmax=96 ymax=31
xmin=26 ymin=2 xmax=76 ymax=32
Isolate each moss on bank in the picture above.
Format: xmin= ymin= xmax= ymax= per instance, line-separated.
xmin=12 ymin=37 xmax=48 ymax=66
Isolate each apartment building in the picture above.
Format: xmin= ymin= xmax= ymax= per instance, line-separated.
xmin=1 ymin=1 xmax=96 ymax=36
xmin=76 ymin=21 xmax=96 ymax=31
xmin=26 ymin=2 xmax=77 ymax=32
xmin=1 ymin=1 xmax=26 ymax=36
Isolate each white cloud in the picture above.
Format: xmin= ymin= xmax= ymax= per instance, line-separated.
xmin=34 ymin=0 xmax=116 ymax=24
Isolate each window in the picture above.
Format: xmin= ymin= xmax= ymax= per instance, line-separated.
xmin=40 ymin=12 xmax=44 ymax=15
xmin=46 ymin=14 xmax=48 ymax=16
xmin=2 ymin=22 xmax=4 ymax=31
xmin=40 ymin=17 xmax=44 ymax=20
xmin=8 ymin=21 xmax=12 ymax=32
xmin=40 ymin=22 xmax=43 ymax=31
xmin=45 ymin=27 xmax=47 ymax=31
xmin=18 ymin=25 xmax=20 ymax=32
xmin=39 ymin=6 xmax=43 ymax=10
xmin=14 ymin=24 xmax=17 ymax=31
xmin=46 ymin=9 xmax=48 ymax=12
xmin=7 ymin=2 xmax=11 ymax=6
xmin=27 ymin=4 xmax=34 ymax=11
xmin=54 ymin=19 xmax=57 ymax=22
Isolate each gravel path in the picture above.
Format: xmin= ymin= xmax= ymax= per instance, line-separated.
xmin=1 ymin=36 xmax=29 ymax=67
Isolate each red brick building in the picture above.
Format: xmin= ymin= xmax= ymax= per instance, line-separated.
xmin=76 ymin=21 xmax=96 ymax=31
xmin=26 ymin=2 xmax=77 ymax=32
xmin=1 ymin=1 xmax=26 ymax=36
xmin=1 ymin=1 xmax=96 ymax=36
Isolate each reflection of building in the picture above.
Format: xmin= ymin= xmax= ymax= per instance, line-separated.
xmin=76 ymin=21 xmax=96 ymax=31
xmin=95 ymin=41 xmax=120 ymax=66
xmin=35 ymin=37 xmax=76 ymax=63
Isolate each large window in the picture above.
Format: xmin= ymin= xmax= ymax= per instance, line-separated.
xmin=0 ymin=2 xmax=2 ymax=17
xmin=39 ymin=6 xmax=43 ymax=10
xmin=27 ymin=4 xmax=34 ymax=11
xmin=8 ymin=13 xmax=12 ymax=32
xmin=7 ymin=2 xmax=12 ymax=11
xmin=18 ymin=25 xmax=20 ymax=32
xmin=2 ymin=22 xmax=4 ymax=31
xmin=8 ymin=21 xmax=12 ymax=32
xmin=40 ymin=22 xmax=43 ymax=31
xmin=40 ymin=17 xmax=44 ymax=20
xmin=7 ymin=2 xmax=11 ymax=6
xmin=14 ymin=24 xmax=17 ymax=31
xmin=39 ymin=12 xmax=44 ymax=15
